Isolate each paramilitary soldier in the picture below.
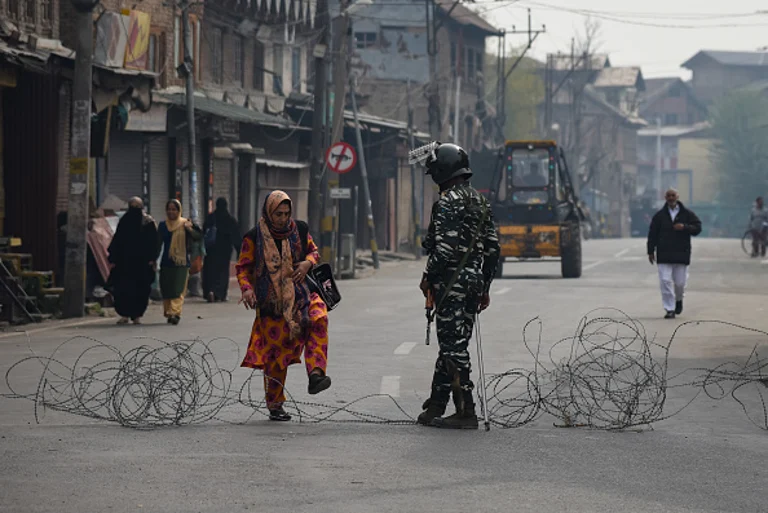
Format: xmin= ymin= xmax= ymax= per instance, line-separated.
xmin=418 ymin=142 xmax=501 ymax=429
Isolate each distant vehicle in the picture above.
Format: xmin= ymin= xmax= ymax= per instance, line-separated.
xmin=475 ymin=140 xmax=584 ymax=278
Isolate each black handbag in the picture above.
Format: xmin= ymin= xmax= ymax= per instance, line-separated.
xmin=305 ymin=262 xmax=342 ymax=311
xmin=296 ymin=221 xmax=342 ymax=311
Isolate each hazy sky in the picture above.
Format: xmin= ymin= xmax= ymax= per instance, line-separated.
xmin=475 ymin=0 xmax=768 ymax=79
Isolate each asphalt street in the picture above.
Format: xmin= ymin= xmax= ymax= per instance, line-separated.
xmin=1 ymin=238 xmax=767 ymax=513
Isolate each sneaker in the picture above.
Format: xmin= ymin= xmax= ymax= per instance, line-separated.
xmin=675 ymin=300 xmax=683 ymax=315
xmin=664 ymin=311 xmax=676 ymax=319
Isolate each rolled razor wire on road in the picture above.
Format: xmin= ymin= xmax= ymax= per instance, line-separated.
xmin=4 ymin=312 xmax=768 ymax=431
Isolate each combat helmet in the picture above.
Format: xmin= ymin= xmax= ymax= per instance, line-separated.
xmin=425 ymin=143 xmax=472 ymax=185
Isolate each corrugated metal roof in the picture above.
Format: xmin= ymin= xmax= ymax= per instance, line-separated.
xmin=435 ymin=0 xmax=498 ymax=34
xmin=682 ymin=50 xmax=768 ymax=69
xmin=583 ymin=85 xmax=648 ymax=127
xmin=593 ymin=67 xmax=644 ymax=89
xmin=155 ymin=92 xmax=291 ymax=127
xmin=338 ymin=0 xmax=497 ymax=33
xmin=637 ymin=121 xmax=711 ymax=137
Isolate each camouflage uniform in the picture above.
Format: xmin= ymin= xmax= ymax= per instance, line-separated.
xmin=422 ymin=182 xmax=500 ymax=409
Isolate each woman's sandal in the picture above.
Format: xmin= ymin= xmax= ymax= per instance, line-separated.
xmin=269 ymin=407 xmax=292 ymax=422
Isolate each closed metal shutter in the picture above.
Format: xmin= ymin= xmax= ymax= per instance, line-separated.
xmin=56 ymin=83 xmax=71 ymax=213
xmin=149 ymin=136 xmax=170 ymax=218
xmin=107 ymin=131 xmax=144 ymax=205
xmin=212 ymin=158 xmax=232 ymax=207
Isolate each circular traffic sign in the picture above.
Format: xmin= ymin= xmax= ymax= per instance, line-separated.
xmin=325 ymin=142 xmax=357 ymax=174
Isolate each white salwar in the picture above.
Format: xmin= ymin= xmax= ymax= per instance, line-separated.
xmin=657 ymin=263 xmax=688 ymax=312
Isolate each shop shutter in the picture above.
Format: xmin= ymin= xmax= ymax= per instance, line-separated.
xmin=212 ymin=158 xmax=232 ymax=208
xmin=106 ymin=131 xmax=144 ymax=205
xmin=56 ymin=83 xmax=71 ymax=213
xmin=149 ymin=136 xmax=170 ymax=218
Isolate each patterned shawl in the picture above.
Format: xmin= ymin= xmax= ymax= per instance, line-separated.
xmin=248 ymin=191 xmax=311 ymax=337
xmin=165 ymin=199 xmax=188 ymax=266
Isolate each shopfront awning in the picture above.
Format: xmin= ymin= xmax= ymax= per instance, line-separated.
xmin=155 ymin=92 xmax=293 ymax=129
xmin=255 ymin=158 xmax=309 ymax=169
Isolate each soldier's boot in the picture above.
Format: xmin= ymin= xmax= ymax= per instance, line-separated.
xmin=432 ymin=391 xmax=478 ymax=430
xmin=417 ymin=397 xmax=447 ymax=426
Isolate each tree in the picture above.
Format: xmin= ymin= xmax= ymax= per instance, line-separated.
xmin=483 ymin=49 xmax=543 ymax=140
xmin=710 ymin=89 xmax=768 ymax=204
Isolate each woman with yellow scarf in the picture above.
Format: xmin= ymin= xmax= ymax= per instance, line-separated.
xmin=157 ymin=199 xmax=202 ymax=324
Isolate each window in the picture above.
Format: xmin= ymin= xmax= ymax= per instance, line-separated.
xmin=210 ymin=28 xmax=223 ymax=84
xmin=148 ymin=34 xmax=158 ymax=72
xmin=476 ymin=49 xmax=483 ymax=75
xmin=24 ymin=0 xmax=34 ymax=22
xmin=174 ymin=15 xmax=201 ymax=82
xmin=664 ymin=113 xmax=678 ymax=126
xmin=253 ymin=40 xmax=265 ymax=91
xmin=306 ymin=45 xmax=315 ymax=93
xmin=272 ymin=44 xmax=284 ymax=95
xmin=355 ymin=32 xmax=377 ymax=49
xmin=8 ymin=0 xmax=19 ymax=19
xmin=291 ymin=46 xmax=302 ymax=92
xmin=505 ymin=148 xmax=551 ymax=205
xmin=234 ymin=36 xmax=244 ymax=86
xmin=450 ymin=42 xmax=457 ymax=72
xmin=40 ymin=0 xmax=51 ymax=23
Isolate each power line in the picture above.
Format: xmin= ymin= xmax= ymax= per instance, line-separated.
xmin=518 ymin=1 xmax=768 ymax=29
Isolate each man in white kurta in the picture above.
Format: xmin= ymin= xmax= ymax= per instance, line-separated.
xmin=647 ymin=189 xmax=703 ymax=319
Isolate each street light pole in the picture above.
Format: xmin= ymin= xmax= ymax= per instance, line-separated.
xmin=180 ymin=0 xmax=199 ymax=224
xmin=62 ymin=0 xmax=97 ymax=318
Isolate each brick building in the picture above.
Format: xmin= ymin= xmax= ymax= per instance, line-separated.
xmin=0 ymin=0 xmax=154 ymax=276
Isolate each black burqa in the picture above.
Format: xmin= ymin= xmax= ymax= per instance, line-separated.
xmin=203 ymin=198 xmax=242 ymax=301
xmin=107 ymin=207 xmax=160 ymax=319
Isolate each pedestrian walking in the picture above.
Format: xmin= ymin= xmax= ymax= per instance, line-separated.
xmin=203 ymin=197 xmax=241 ymax=302
xmin=237 ymin=190 xmax=332 ymax=422
xmin=749 ymin=196 xmax=768 ymax=258
xmin=647 ymin=189 xmax=702 ymax=319
xmin=107 ymin=197 xmax=159 ymax=325
xmin=417 ymin=143 xmax=500 ymax=430
xmin=157 ymin=199 xmax=202 ymax=325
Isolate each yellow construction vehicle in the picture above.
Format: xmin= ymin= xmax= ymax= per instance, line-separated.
xmin=487 ymin=140 xmax=583 ymax=278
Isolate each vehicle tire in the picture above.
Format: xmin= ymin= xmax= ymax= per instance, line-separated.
xmin=561 ymin=226 xmax=582 ymax=278
xmin=742 ymin=230 xmax=753 ymax=256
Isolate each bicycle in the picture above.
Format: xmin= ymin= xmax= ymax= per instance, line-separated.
xmin=742 ymin=227 xmax=768 ymax=257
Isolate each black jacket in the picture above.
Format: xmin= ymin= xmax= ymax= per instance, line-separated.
xmin=647 ymin=202 xmax=702 ymax=265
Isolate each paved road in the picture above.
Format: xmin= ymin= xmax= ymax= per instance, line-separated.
xmin=1 ymin=238 xmax=767 ymax=513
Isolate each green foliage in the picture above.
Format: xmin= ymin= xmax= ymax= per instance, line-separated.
xmin=710 ymin=89 xmax=768 ymax=203
xmin=483 ymin=49 xmax=544 ymax=140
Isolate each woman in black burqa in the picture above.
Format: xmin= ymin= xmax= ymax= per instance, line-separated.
xmin=107 ymin=197 xmax=160 ymax=324
xmin=203 ymin=197 xmax=242 ymax=302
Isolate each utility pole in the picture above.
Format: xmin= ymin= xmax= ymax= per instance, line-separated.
xmin=62 ymin=0 xmax=96 ymax=318
xmin=407 ymin=78 xmax=421 ymax=259
xmin=453 ymin=75 xmax=461 ymax=143
xmin=349 ymin=75 xmax=379 ymax=269
xmin=656 ymin=117 xmax=663 ymax=208
xmin=497 ymin=9 xmax=544 ymax=133
xmin=425 ymin=0 xmax=440 ymax=140
xmin=180 ymin=0 xmax=199 ymax=223
xmin=308 ymin=0 xmax=329 ymax=236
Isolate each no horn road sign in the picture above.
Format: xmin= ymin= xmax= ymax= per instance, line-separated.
xmin=326 ymin=141 xmax=357 ymax=174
